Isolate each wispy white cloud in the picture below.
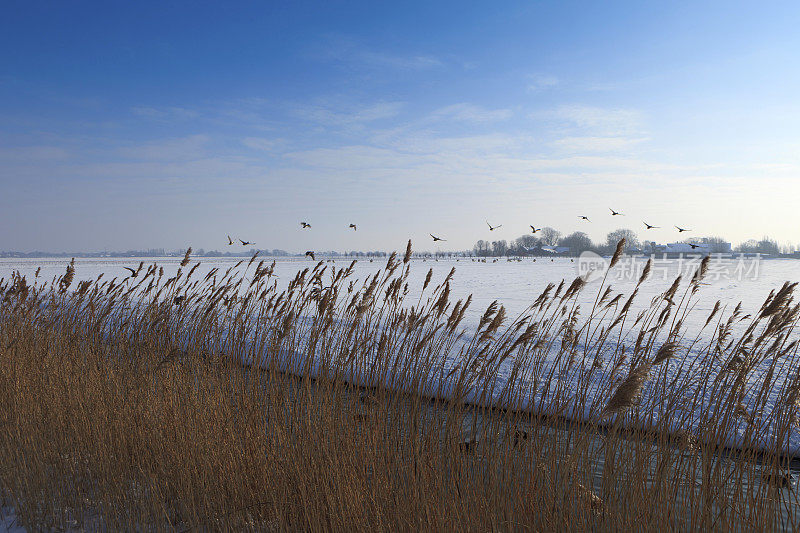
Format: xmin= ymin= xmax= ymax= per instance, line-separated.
xmin=552 ymin=136 xmax=649 ymax=153
xmin=286 ymin=101 xmax=407 ymax=139
xmin=242 ymin=137 xmax=284 ymax=152
xmin=116 ymin=134 xmax=210 ymax=161
xmin=214 ymin=98 xmax=281 ymax=132
xmin=357 ymin=50 xmax=442 ymax=70
xmin=131 ymin=106 xmax=200 ymax=120
xmin=550 ymin=105 xmax=644 ymax=136
xmin=385 ymin=133 xmax=532 ymax=157
xmin=284 ymin=145 xmax=408 ymax=170
xmin=293 ymin=101 xmax=404 ymax=127
xmin=314 ymin=36 xmax=443 ymax=71
xmin=527 ymin=74 xmax=559 ymax=92
xmin=429 ymin=103 xmax=513 ymax=123
xmin=285 ymin=136 xmax=665 ymax=177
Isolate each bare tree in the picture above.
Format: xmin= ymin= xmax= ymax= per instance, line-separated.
xmin=540 ymin=227 xmax=562 ymax=247
xmin=558 ymin=232 xmax=593 ymax=255
xmin=492 ymin=240 xmax=508 ymax=257
xmin=736 ymin=237 xmax=780 ymax=255
xmin=473 ymin=240 xmax=491 ymax=257
xmin=515 ymin=234 xmax=541 ymax=249
xmin=606 ymin=228 xmax=640 ymax=251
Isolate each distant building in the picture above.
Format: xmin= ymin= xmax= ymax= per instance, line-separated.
xmin=656 ymin=241 xmax=732 ymax=254
xmin=664 ymin=242 xmax=710 ymax=253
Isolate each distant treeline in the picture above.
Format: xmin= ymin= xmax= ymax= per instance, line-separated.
xmin=472 ymin=228 xmax=791 ymax=257
xmin=0 ymin=232 xmax=792 ymax=260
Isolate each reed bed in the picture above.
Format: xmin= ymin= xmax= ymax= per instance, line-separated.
xmin=1 ymin=241 xmax=800 ymax=531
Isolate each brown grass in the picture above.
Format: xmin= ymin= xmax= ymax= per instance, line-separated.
xmin=1 ymin=241 xmax=800 ymax=531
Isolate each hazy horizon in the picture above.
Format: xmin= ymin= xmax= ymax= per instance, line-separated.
xmin=0 ymin=230 xmax=786 ymax=257
xmin=2 ymin=2 xmax=800 ymax=253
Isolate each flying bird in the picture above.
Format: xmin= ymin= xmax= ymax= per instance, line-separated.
xmin=530 ymin=226 xmax=540 ymax=233
xmin=676 ymin=226 xmax=691 ymax=233
xmin=123 ymin=267 xmax=137 ymax=277
xmin=643 ymin=222 xmax=659 ymax=230
xmin=487 ymin=221 xmax=502 ymax=231
xmin=239 ymin=239 xmax=254 ymax=246
xmin=688 ymin=243 xmax=702 ymax=249
xmin=609 ymin=208 xmax=623 ymax=216
xmin=579 ymin=216 xmax=590 ymax=222
xmin=301 ymin=222 xmax=311 ymax=228
xmin=430 ymin=234 xmax=446 ymax=242
xmin=305 ymin=251 xmax=315 ymax=260
xmin=227 ymin=235 xmax=234 ymax=245
xmin=349 ymin=224 xmax=357 ymax=231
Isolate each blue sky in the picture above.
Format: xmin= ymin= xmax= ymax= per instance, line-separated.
xmin=2 ymin=1 xmax=800 ymax=252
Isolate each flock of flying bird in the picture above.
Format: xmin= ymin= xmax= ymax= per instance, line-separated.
xmin=220 ymin=208 xmax=700 ymax=261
